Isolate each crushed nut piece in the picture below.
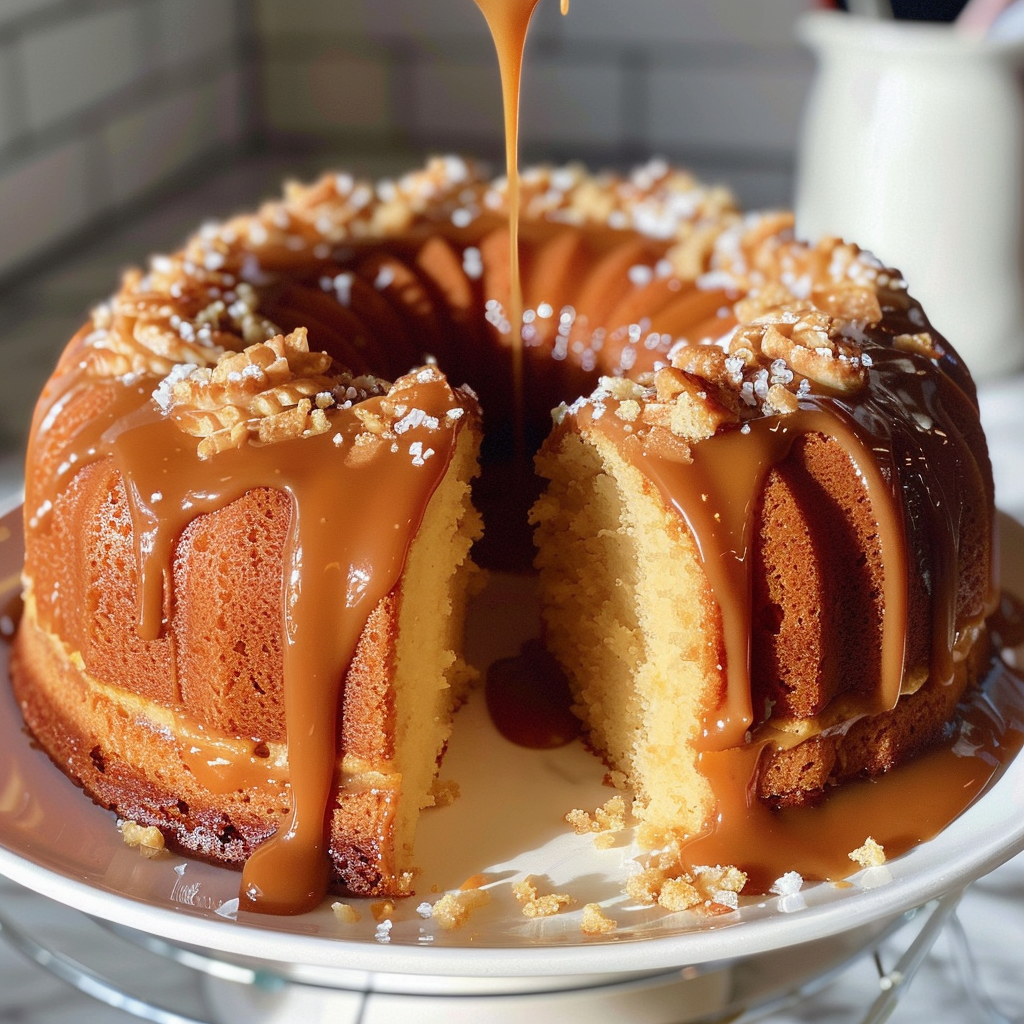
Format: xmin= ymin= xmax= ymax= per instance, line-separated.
xmin=432 ymin=888 xmax=491 ymax=930
xmin=580 ymin=903 xmax=617 ymax=936
xmin=615 ymin=399 xmax=641 ymax=423
xmin=167 ymin=327 xmax=390 ymax=456
xmin=599 ymin=375 xmax=647 ymax=402
xmin=849 ymin=837 xmax=886 ymax=868
xmin=119 ymin=820 xmax=166 ymax=858
xmin=331 ymin=902 xmax=360 ymax=924
xmin=566 ymin=795 xmax=628 ymax=835
xmin=893 ymin=332 xmax=940 ymax=359
xmin=370 ymin=900 xmax=395 ymax=922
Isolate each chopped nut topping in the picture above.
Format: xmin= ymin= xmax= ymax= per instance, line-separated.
xmin=119 ymin=820 xmax=166 ymax=858
xmin=370 ymin=900 xmax=395 ymax=922
xmin=894 ymin=332 xmax=941 ymax=360
xmin=642 ymin=365 xmax=740 ymax=441
xmin=615 ymin=399 xmax=641 ymax=423
xmin=566 ymin=795 xmax=628 ymax=835
xmin=598 ymin=375 xmax=647 ymax=402
xmin=580 ymin=903 xmax=617 ymax=936
xmin=811 ymin=282 xmax=882 ymax=328
xmin=165 ymin=327 xmax=389 ymax=457
xmin=737 ymin=304 xmax=866 ymax=393
xmin=849 ymin=837 xmax=886 ymax=868
xmin=331 ymin=902 xmax=360 ymax=924
xmin=764 ymin=383 xmax=799 ymax=415
xmin=432 ymin=888 xmax=491 ymax=930
xmin=512 ymin=877 xmax=575 ymax=918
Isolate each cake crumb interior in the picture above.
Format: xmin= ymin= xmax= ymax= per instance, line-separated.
xmin=532 ymin=428 xmax=718 ymax=836
xmin=389 ymin=426 xmax=483 ymax=870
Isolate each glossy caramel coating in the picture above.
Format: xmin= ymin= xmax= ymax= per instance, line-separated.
xmin=11 ymin=156 xmax=998 ymax=907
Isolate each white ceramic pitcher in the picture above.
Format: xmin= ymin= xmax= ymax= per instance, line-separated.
xmin=794 ymin=10 xmax=1024 ymax=380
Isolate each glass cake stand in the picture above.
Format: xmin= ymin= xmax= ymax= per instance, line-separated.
xmin=2 ymin=509 xmax=1024 ymax=1023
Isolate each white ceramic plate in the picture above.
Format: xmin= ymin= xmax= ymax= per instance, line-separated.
xmin=1 ymin=506 xmax=1024 ymax=980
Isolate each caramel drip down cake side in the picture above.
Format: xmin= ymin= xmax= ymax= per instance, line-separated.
xmin=532 ymin=231 xmax=995 ymax=839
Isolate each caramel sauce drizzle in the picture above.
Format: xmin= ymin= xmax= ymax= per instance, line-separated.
xmin=581 ymin=335 xmax=993 ymax=751
xmin=27 ymin=364 xmax=467 ymax=914
xmin=684 ymin=649 xmax=1024 ymax=891
xmin=474 ymin=0 xmax=568 ymax=459
xmin=19 ymin=0 xmax=1009 ymax=914
xmin=486 ymin=638 xmax=580 ymax=748
xmin=177 ymin=722 xmax=282 ymax=796
xmin=635 ymin=408 xmax=907 ymax=749
xmin=566 ymin=312 xmax=1005 ymax=880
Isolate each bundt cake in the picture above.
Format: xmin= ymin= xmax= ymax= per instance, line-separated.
xmin=531 ymin=223 xmax=997 ymax=869
xmin=10 ymin=157 xmax=997 ymax=911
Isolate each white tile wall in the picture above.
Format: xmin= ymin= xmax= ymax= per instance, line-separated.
xmin=520 ymin=60 xmax=624 ymax=146
xmin=104 ymin=72 xmax=235 ymax=206
xmin=0 ymin=0 xmax=59 ymax=29
xmin=649 ymin=63 xmax=811 ymax=153
xmin=21 ymin=6 xmax=146 ymax=132
xmin=565 ymin=0 xmax=812 ymax=48
xmin=214 ymin=66 xmax=247 ymax=146
xmin=0 ymin=139 xmax=93 ymax=274
xmin=264 ymin=50 xmax=392 ymax=134
xmin=156 ymin=0 xmax=239 ymax=70
xmin=0 ymin=42 xmax=21 ymax=150
xmin=255 ymin=0 xmax=492 ymax=41
xmin=0 ymin=1 xmax=250 ymax=283
xmin=410 ymin=57 xmax=502 ymax=139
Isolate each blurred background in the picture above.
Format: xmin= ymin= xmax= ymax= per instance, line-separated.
xmin=0 ymin=0 xmax=814 ymax=495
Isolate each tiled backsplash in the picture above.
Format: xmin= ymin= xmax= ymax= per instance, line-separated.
xmin=0 ymin=0 xmax=253 ymax=285
xmin=0 ymin=0 xmax=815 ymax=289
xmin=255 ymin=0 xmax=814 ymax=205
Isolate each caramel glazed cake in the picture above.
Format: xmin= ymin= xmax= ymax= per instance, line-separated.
xmin=11 ymin=156 xmax=996 ymax=912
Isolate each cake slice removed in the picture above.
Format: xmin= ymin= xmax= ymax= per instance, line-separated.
xmin=532 ymin=290 xmax=995 ymax=850
xmin=531 ymin=400 xmax=719 ymax=838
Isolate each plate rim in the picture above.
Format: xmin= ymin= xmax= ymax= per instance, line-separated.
xmin=2 ymin=505 xmax=1024 ymax=977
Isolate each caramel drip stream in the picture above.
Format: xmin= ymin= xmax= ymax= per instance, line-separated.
xmin=474 ymin=0 xmax=567 ymax=460
xmin=28 ymin=368 xmax=465 ymax=913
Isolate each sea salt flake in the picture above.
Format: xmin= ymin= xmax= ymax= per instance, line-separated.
xmin=770 ymin=871 xmax=803 ymax=897
xmin=394 ymin=409 xmax=439 ymax=434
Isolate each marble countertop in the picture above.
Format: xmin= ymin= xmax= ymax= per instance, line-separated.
xmin=0 ymin=156 xmax=1022 ymax=1022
